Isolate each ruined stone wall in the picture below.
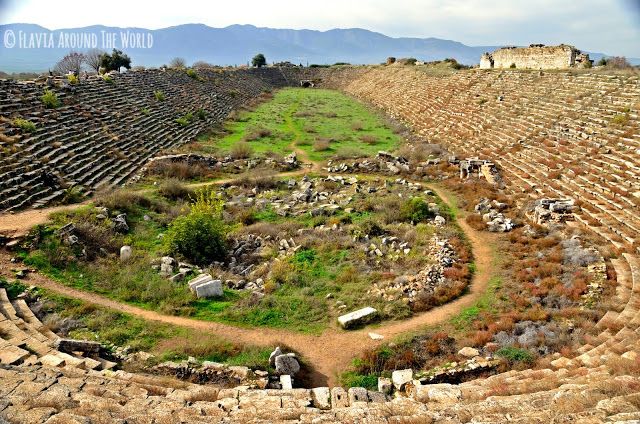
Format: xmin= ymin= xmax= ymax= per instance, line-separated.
xmin=492 ymin=45 xmax=573 ymax=69
xmin=0 ymin=67 xmax=306 ymax=211
xmin=479 ymin=45 xmax=590 ymax=69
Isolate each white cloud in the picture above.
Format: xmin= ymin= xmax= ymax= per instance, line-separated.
xmin=1 ymin=0 xmax=638 ymax=56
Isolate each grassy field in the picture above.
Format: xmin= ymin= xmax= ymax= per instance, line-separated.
xmin=203 ymin=88 xmax=402 ymax=161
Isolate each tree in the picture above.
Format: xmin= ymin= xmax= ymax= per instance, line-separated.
xmin=169 ymin=57 xmax=187 ymax=69
xmin=252 ymin=53 xmax=266 ymax=68
xmin=100 ymin=49 xmax=132 ymax=72
xmin=386 ymin=57 xmax=396 ymax=65
xmin=53 ymin=51 xmax=85 ymax=75
xmin=606 ymin=56 xmax=631 ymax=69
xmin=83 ymin=48 xmax=105 ymax=73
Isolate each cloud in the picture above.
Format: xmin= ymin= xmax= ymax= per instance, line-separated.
xmin=1 ymin=0 xmax=638 ymax=56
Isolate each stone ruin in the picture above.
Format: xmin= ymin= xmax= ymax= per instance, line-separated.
xmin=480 ymin=44 xmax=592 ymax=69
xmin=299 ymin=79 xmax=315 ymax=87
xmin=528 ymin=198 xmax=576 ymax=225
xmin=455 ymin=157 xmax=501 ymax=185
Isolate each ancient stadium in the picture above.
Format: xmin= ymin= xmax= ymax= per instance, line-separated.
xmin=0 ymin=44 xmax=639 ymax=423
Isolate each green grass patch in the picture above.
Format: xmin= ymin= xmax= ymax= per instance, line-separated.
xmin=205 ymin=88 xmax=400 ymax=160
xmin=450 ymin=276 xmax=502 ymax=330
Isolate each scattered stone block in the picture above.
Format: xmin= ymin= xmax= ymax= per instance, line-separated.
xmin=337 ymin=307 xmax=378 ymax=329
xmin=392 ymin=369 xmax=413 ymax=391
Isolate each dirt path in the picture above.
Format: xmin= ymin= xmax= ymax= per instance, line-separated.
xmin=0 ymin=178 xmax=497 ymax=386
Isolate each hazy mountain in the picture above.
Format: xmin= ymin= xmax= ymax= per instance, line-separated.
xmin=0 ymin=23 xmax=636 ymax=73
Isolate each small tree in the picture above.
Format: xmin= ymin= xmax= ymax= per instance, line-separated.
xmin=100 ymin=49 xmax=132 ymax=72
xmin=83 ymin=48 xmax=105 ymax=73
xmin=54 ymin=51 xmax=85 ymax=75
xmin=164 ymin=190 xmax=228 ymax=265
xmin=252 ymin=53 xmax=267 ymax=68
xmin=596 ymin=57 xmax=607 ymax=66
xmin=169 ymin=57 xmax=187 ymax=69
xmin=386 ymin=57 xmax=396 ymax=65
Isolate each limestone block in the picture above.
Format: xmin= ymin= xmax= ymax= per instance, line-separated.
xmin=337 ymin=307 xmax=378 ymax=329
xmin=120 ymin=245 xmax=132 ymax=261
xmin=392 ymin=369 xmax=413 ymax=391
xmin=311 ymin=387 xmax=331 ymax=410
xmin=331 ymin=387 xmax=349 ymax=408
xmin=347 ymin=387 xmax=368 ymax=404
xmin=194 ymin=280 xmax=223 ymax=298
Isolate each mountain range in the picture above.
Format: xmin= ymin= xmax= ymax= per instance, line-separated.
xmin=0 ymin=23 xmax=635 ymax=73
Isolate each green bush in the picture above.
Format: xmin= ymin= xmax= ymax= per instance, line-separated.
xmin=154 ymin=90 xmax=165 ymax=101
xmin=164 ymin=191 xmax=227 ymax=265
xmin=340 ymin=371 xmax=378 ymax=390
xmin=186 ymin=68 xmax=199 ymax=79
xmin=41 ymin=89 xmax=60 ymax=108
xmin=196 ymin=108 xmax=206 ymax=120
xmin=496 ymin=347 xmax=534 ymax=364
xmin=509 ymin=63 xmax=516 ymax=69
xmin=400 ymin=197 xmax=433 ymax=223
xmin=67 ymin=74 xmax=79 ymax=85
xmin=12 ymin=118 xmax=36 ymax=133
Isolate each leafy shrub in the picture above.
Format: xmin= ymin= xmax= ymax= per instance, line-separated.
xmin=496 ymin=347 xmax=534 ymax=364
xmin=340 ymin=372 xmax=378 ymax=390
xmin=400 ymin=197 xmax=433 ymax=223
xmin=510 ymin=63 xmax=516 ymax=69
xmin=12 ymin=118 xmax=36 ymax=133
xmin=610 ymin=114 xmax=629 ymax=127
xmin=196 ymin=108 xmax=206 ymax=120
xmin=141 ymin=108 xmax=150 ymax=115
xmin=358 ymin=218 xmax=385 ymax=236
xmin=67 ymin=74 xmax=79 ymax=85
xmin=164 ymin=191 xmax=227 ymax=265
xmin=186 ymin=68 xmax=198 ymax=79
xmin=41 ymin=89 xmax=60 ymax=108
xmin=102 ymin=74 xmax=113 ymax=84
xmin=154 ymin=90 xmax=165 ymax=101
xmin=147 ymin=160 xmax=207 ymax=180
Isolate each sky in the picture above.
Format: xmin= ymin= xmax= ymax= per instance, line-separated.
xmin=1 ymin=0 xmax=639 ymax=57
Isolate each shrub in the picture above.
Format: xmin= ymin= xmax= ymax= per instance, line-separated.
xmin=358 ymin=218 xmax=385 ymax=236
xmin=41 ymin=89 xmax=60 ymax=108
xmin=313 ymin=138 xmax=330 ymax=151
xmin=102 ymin=74 xmax=114 ymax=84
xmin=465 ymin=214 xmax=486 ymax=231
xmin=67 ymin=74 xmax=79 ymax=85
xmin=230 ymin=142 xmax=252 ymax=159
xmin=196 ymin=108 xmax=206 ymax=120
xmin=610 ymin=114 xmax=629 ymax=127
xmin=154 ymin=90 xmax=165 ymax=101
xmin=95 ymin=189 xmax=161 ymax=215
xmin=496 ymin=347 xmax=534 ymax=365
xmin=510 ymin=63 xmax=516 ymax=69
xmin=186 ymin=68 xmax=198 ymax=79
xmin=350 ymin=121 xmax=364 ymax=131
xmin=147 ymin=160 xmax=207 ymax=180
xmin=164 ymin=191 xmax=227 ymax=265
xmin=158 ymin=179 xmax=193 ymax=201
xmin=12 ymin=118 xmax=36 ymax=133
xmin=360 ymin=135 xmax=377 ymax=145
xmin=400 ymin=197 xmax=433 ymax=223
